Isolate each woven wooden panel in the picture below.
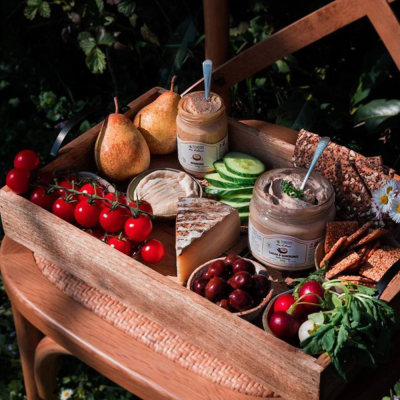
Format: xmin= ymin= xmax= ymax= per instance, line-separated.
xmin=34 ymin=253 xmax=277 ymax=398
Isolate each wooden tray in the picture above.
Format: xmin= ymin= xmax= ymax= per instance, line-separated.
xmin=1 ymin=87 xmax=400 ymax=400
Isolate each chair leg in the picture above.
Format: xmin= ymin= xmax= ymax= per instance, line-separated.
xmin=12 ymin=306 xmax=43 ymax=400
xmin=34 ymin=337 xmax=72 ymax=400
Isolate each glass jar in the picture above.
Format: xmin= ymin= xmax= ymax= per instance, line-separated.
xmin=176 ymin=91 xmax=228 ymax=178
xmin=248 ymin=167 xmax=335 ymax=271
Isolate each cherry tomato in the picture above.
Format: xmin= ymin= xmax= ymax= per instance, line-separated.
xmin=99 ymin=207 xmax=127 ymax=233
xmin=56 ymin=180 xmax=74 ymax=198
xmin=129 ymin=200 xmax=153 ymax=214
xmin=63 ymin=173 xmax=79 ymax=183
xmin=273 ymin=293 xmax=305 ymax=319
xmin=52 ymin=198 xmax=77 ymax=223
xmin=74 ymin=200 xmax=101 ymax=228
xmin=30 ymin=187 xmax=56 ymax=210
xmin=102 ymin=192 xmax=128 ymax=208
xmin=124 ymin=215 xmax=153 ymax=242
xmin=140 ymin=239 xmax=165 ymax=264
xmin=108 ymin=236 xmax=133 ymax=255
xmin=14 ymin=150 xmax=40 ymax=170
xmin=83 ymin=228 xmax=104 ymax=239
xmin=100 ymin=234 xmax=109 ymax=243
xmin=6 ymin=168 xmax=31 ymax=195
xmin=79 ymin=183 xmax=104 ymax=205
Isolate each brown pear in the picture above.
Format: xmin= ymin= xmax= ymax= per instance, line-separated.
xmin=95 ymin=98 xmax=150 ymax=182
xmin=133 ymin=76 xmax=180 ymax=154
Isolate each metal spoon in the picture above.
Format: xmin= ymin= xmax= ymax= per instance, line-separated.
xmin=202 ymin=59 xmax=212 ymax=101
xmin=300 ymin=136 xmax=330 ymax=191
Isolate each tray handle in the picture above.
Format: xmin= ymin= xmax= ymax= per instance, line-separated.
xmin=375 ymin=258 xmax=400 ymax=299
xmin=50 ymin=106 xmax=108 ymax=159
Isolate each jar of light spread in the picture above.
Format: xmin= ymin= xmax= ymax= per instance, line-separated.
xmin=176 ymin=91 xmax=228 ymax=178
xmin=248 ymin=168 xmax=335 ymax=271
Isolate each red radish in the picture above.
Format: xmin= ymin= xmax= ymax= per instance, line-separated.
xmin=269 ymin=311 xmax=300 ymax=340
xmin=298 ymin=280 xmax=325 ymax=313
xmin=274 ymin=293 xmax=305 ymax=319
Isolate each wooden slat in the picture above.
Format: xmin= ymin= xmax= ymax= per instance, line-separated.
xmin=365 ymin=0 xmax=400 ymax=71
xmin=184 ymin=0 xmax=400 ymax=94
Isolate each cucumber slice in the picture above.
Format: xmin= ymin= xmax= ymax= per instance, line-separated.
xmin=239 ymin=211 xmax=250 ymax=225
xmin=214 ymin=162 xmax=257 ymax=185
xmin=220 ymin=199 xmax=250 ymax=212
xmin=219 ymin=194 xmax=253 ymax=202
xmin=204 ymin=185 xmax=254 ymax=196
xmin=204 ymin=173 xmax=243 ymax=189
xmin=224 ymin=152 xmax=265 ymax=177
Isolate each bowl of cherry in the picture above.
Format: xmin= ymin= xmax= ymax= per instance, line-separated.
xmin=187 ymin=254 xmax=274 ymax=321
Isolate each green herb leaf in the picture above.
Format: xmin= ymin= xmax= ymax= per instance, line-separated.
xmin=282 ymin=180 xmax=304 ymax=199
xmin=86 ymin=47 xmax=106 ymax=74
xmin=117 ymin=0 xmax=136 ymax=16
xmin=308 ymin=312 xmax=325 ymax=325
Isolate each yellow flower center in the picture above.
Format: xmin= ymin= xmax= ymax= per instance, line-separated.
xmin=380 ymin=195 xmax=389 ymax=205
xmin=397 ymin=204 xmax=400 ymax=213
xmin=386 ymin=186 xmax=393 ymax=194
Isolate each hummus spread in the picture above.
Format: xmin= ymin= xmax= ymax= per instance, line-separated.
xmin=135 ymin=170 xmax=199 ymax=216
xmin=249 ymin=168 xmax=335 ymax=271
xmin=262 ymin=170 xmax=329 ymax=209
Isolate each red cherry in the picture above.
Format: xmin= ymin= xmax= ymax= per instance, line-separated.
xmin=205 ymin=277 xmax=229 ymax=303
xmin=228 ymin=289 xmax=254 ymax=311
xmin=228 ymin=271 xmax=253 ymax=290
xmin=224 ymin=254 xmax=240 ymax=266
xmin=232 ymin=259 xmax=255 ymax=275
xmin=216 ymin=299 xmax=231 ymax=311
xmin=207 ymin=260 xmax=228 ymax=278
xmin=193 ymin=278 xmax=208 ymax=297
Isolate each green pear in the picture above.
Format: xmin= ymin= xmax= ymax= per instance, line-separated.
xmin=95 ymin=98 xmax=150 ymax=182
xmin=134 ymin=76 xmax=180 ymax=154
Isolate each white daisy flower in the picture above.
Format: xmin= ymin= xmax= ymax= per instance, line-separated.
xmin=389 ymin=197 xmax=400 ymax=223
xmin=382 ymin=179 xmax=399 ymax=199
xmin=371 ymin=198 xmax=383 ymax=219
xmin=372 ymin=187 xmax=391 ymax=213
xmin=60 ymin=389 xmax=73 ymax=400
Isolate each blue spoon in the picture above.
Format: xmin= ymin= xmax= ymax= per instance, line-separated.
xmin=202 ymin=59 xmax=213 ymax=101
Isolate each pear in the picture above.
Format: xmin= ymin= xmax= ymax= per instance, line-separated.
xmin=95 ymin=98 xmax=150 ymax=182
xmin=134 ymin=76 xmax=180 ymax=154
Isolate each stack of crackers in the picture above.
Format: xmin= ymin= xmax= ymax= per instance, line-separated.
xmin=320 ymin=221 xmax=400 ymax=287
xmin=294 ymin=130 xmax=395 ymax=223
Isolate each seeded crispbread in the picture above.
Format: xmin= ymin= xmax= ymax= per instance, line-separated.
xmin=343 ymin=222 xmax=371 ymax=249
xmin=359 ymin=246 xmax=400 ymax=282
xmin=368 ymin=240 xmax=381 ymax=258
xmin=347 ymin=245 xmax=370 ymax=273
xmin=326 ymin=251 xmax=361 ymax=279
xmin=320 ymin=236 xmax=347 ymax=268
xmin=354 ymin=162 xmax=389 ymax=196
xmin=338 ymin=275 xmax=376 ymax=288
xmin=324 ymin=221 xmax=358 ymax=254
xmin=348 ymin=228 xmax=389 ymax=250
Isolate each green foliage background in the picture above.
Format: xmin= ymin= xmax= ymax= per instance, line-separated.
xmin=1 ymin=0 xmax=400 ymax=398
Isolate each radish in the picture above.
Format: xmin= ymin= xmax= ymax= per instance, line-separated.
xmin=298 ymin=320 xmax=317 ymax=342
xmin=298 ymin=280 xmax=325 ymax=313
xmin=273 ymin=293 xmax=305 ymax=319
xmin=269 ymin=311 xmax=300 ymax=340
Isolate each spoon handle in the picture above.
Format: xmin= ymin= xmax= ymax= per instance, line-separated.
xmin=202 ymin=59 xmax=213 ymax=101
xmin=300 ymin=136 xmax=330 ymax=191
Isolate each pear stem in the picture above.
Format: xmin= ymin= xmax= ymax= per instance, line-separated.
xmin=114 ymin=97 xmax=119 ymax=114
xmin=170 ymin=75 xmax=177 ymax=92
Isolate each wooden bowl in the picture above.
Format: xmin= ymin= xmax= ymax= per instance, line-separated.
xmin=187 ymin=257 xmax=274 ymax=322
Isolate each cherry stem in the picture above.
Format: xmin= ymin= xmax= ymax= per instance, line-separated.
xmin=288 ymin=293 xmax=325 ymax=315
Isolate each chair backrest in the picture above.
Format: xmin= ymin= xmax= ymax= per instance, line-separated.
xmin=184 ymin=0 xmax=400 ymax=109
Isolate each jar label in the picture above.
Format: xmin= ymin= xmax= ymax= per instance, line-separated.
xmin=248 ymin=220 xmax=323 ymax=269
xmin=177 ymin=136 xmax=228 ymax=172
